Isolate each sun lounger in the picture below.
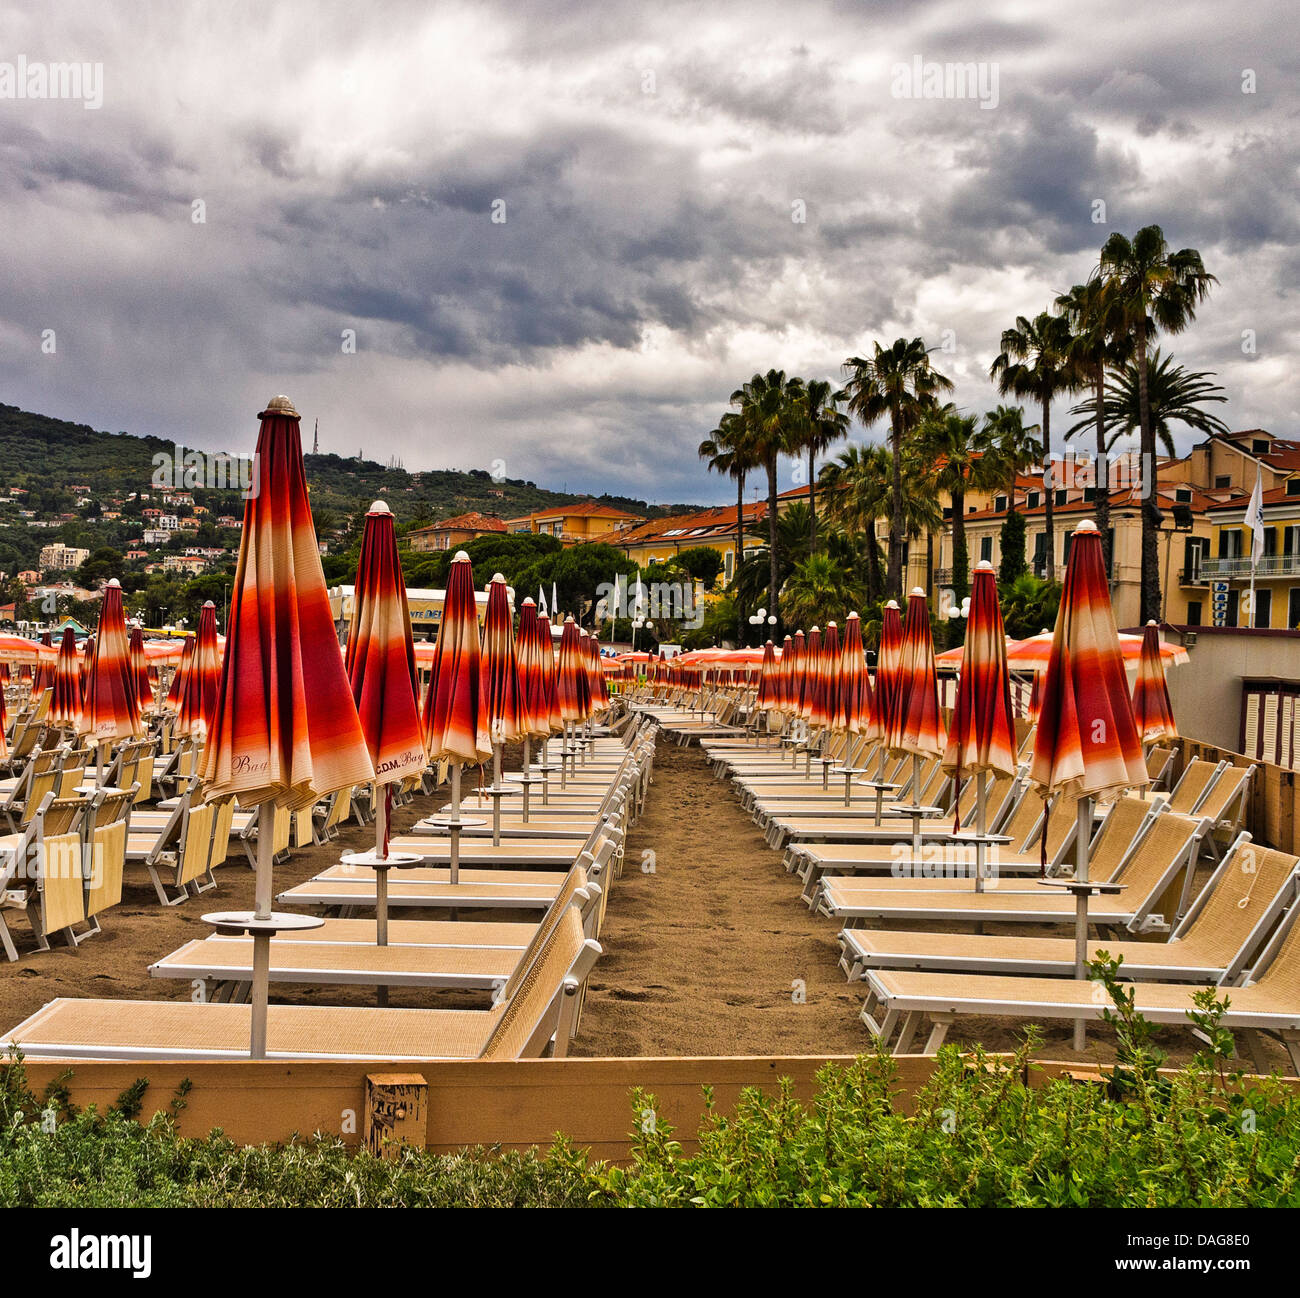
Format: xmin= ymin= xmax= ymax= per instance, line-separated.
xmin=858 ymin=854 xmax=1300 ymax=1067
xmin=1 ymin=905 xmax=602 ymax=1061
xmin=151 ymin=871 xmax=602 ymax=1000
xmin=818 ymin=809 xmax=1209 ymax=933
xmin=840 ymin=834 xmax=1294 ymax=985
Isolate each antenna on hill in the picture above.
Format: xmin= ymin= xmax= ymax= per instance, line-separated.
xmin=312 ymin=418 xmax=319 ymax=455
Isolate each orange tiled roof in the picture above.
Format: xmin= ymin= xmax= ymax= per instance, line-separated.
xmin=412 ymin=511 xmax=507 ymax=534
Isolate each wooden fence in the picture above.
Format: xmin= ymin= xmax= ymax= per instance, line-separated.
xmin=1174 ymin=736 xmax=1300 ymax=854
xmin=11 ymin=1053 xmax=1296 ymax=1159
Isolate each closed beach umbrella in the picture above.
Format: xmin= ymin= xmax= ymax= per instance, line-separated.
xmin=895 ymin=589 xmax=945 ymax=760
xmin=817 ymin=621 xmax=840 ymax=734
xmin=345 ymin=500 xmax=427 ymax=948
xmin=479 ymin=573 xmax=521 ymax=841
xmin=50 ymin=627 xmax=81 ymax=728
xmin=943 ymin=561 xmax=1017 ymax=872
xmin=128 ymin=626 xmax=152 ymax=713
xmin=31 ymin=631 xmax=54 ymax=700
xmin=837 ymin=612 xmax=876 ymax=739
xmin=876 ymin=601 xmax=904 ymax=752
xmin=79 ymin=634 xmax=95 ymax=693
xmin=755 ymin=640 xmax=778 ymax=712
xmin=1131 ymin=620 xmax=1178 ymax=746
xmin=345 ymin=501 xmax=425 ymax=808
xmin=799 ymin=627 xmax=821 ymax=723
xmin=536 ymin=611 xmax=558 ymax=731
xmin=421 ymin=551 xmax=491 ymax=765
xmin=515 ymin=599 xmax=551 ymax=739
xmin=166 ymin=635 xmax=194 ymax=709
xmin=775 ymin=634 xmax=794 ymax=714
xmin=80 ymin=580 xmax=142 ymax=752
xmin=554 ymin=617 xmax=591 ymax=725
xmin=178 ymin=602 xmax=222 ymax=741
xmin=422 ymin=550 xmax=491 ymax=883
xmin=200 ymin=396 xmax=375 ymax=1057
xmin=480 ymin=574 xmax=521 ymax=748
xmin=1030 ymin=519 xmax=1148 ymax=1049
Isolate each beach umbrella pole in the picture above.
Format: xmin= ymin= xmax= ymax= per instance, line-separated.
xmin=1073 ymin=796 xmax=1094 ymax=1052
xmin=974 ymin=770 xmax=988 ymax=894
xmin=449 ymin=762 xmax=463 ymax=885
xmin=874 ymin=748 xmax=887 ymax=826
xmin=910 ymin=754 xmax=923 ymax=855
xmin=521 ymin=738 xmax=531 ymax=821
xmin=250 ymin=799 xmax=275 ymax=1059
xmin=492 ymin=742 xmax=503 ymax=846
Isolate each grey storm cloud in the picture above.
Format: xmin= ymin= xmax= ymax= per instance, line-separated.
xmin=0 ymin=0 xmax=1295 ymax=503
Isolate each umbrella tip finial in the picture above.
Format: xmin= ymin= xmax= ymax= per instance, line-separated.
xmin=203 ymin=600 xmax=215 ymax=608
xmin=491 ymin=572 xmax=506 ymax=583
xmin=452 ymin=550 xmax=470 ymax=562
xmin=1147 ymin=618 xmax=1158 ymax=626
xmin=258 ymin=394 xmax=300 ymax=419
xmin=368 ymin=499 xmax=392 ymax=515
xmin=976 ymin=559 xmax=994 ymax=571
xmin=886 ymin=600 xmax=899 ymax=608
xmin=1076 ymin=519 xmax=1099 ymax=534
xmin=910 ymin=586 xmax=925 ymax=597
xmin=106 ymin=577 xmax=120 ymax=588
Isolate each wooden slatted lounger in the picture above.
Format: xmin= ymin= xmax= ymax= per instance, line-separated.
xmin=793 ymin=794 xmax=1152 ymax=902
xmin=150 ymin=874 xmax=601 ymax=1000
xmin=860 ymin=866 xmax=1300 ymax=1070
xmin=795 ymin=794 xmax=1155 ymax=900
xmin=842 ymin=834 xmax=1292 ymax=985
xmin=2 ymin=905 xmax=601 ymax=1062
xmin=818 ymin=811 xmax=1209 ymax=933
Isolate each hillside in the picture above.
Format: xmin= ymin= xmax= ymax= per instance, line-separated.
xmin=0 ymin=403 xmax=701 ymax=533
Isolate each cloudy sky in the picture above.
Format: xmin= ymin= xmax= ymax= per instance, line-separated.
xmin=2 ymin=0 xmax=1295 ymax=505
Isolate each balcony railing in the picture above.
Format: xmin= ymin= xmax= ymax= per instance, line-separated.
xmin=1198 ymin=555 xmax=1300 ymax=580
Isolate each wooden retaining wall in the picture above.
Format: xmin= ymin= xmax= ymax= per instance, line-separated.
xmin=11 ymin=1053 xmax=1297 ymax=1161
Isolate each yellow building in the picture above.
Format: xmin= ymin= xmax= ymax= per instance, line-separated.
xmin=609 ymin=502 xmax=766 ymax=588
xmin=1203 ymin=484 xmax=1300 ymax=629
xmin=505 ymin=501 xmax=643 ymax=544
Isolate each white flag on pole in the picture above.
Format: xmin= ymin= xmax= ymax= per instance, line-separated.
xmin=1247 ymin=466 xmax=1266 ymax=567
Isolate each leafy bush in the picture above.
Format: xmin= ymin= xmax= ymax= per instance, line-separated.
xmin=0 ymin=1060 xmax=588 ymax=1208
xmin=4 ymin=978 xmax=1297 ymax=1208
xmin=589 ymin=970 xmax=1300 ymax=1207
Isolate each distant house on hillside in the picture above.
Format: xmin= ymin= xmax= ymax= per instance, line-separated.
xmin=408 ymin=511 xmax=508 ymax=553
xmin=504 ymin=501 xmax=643 ymax=546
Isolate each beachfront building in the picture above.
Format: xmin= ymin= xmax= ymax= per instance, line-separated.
xmin=505 ymin=501 xmax=642 ymax=544
xmin=1201 ymin=486 xmax=1300 ymax=629
xmin=609 ymin=501 xmax=768 ymax=586
xmin=407 ymin=511 xmax=507 ymax=553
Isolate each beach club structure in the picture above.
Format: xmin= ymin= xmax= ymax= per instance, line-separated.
xmin=0 ymin=404 xmax=1294 ymax=1155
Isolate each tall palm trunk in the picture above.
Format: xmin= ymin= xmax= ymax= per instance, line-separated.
xmin=1136 ymin=326 xmax=1160 ymax=621
xmin=925 ymin=529 xmax=934 ymax=600
xmin=735 ymin=471 xmax=746 ymax=645
xmin=864 ymin=528 xmax=882 ymax=602
xmin=1093 ymin=359 xmax=1112 ymax=575
xmin=952 ymin=485 xmax=967 ymax=598
xmin=808 ymin=447 xmax=817 ymax=553
xmin=887 ymin=406 xmax=904 ymax=597
xmin=766 ymin=454 xmax=780 ymax=625
xmin=1041 ymin=396 xmax=1053 ymax=579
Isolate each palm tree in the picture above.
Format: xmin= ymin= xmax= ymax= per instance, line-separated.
xmin=730 ymin=501 xmax=813 ymax=617
xmin=819 ymin=443 xmax=890 ymax=601
xmin=990 ymin=311 xmax=1081 ymax=579
xmin=699 ymin=410 xmax=761 ymax=644
xmin=1098 ymin=226 xmax=1217 ymax=622
xmin=780 ymin=552 xmax=866 ymax=630
xmin=1056 ymin=277 xmax=1133 ymax=575
xmin=841 ymin=338 xmax=953 ymax=597
xmin=1072 ymin=348 xmax=1230 ymax=453
xmin=731 ymin=369 xmax=802 ymax=625
xmin=912 ymin=405 xmax=997 ymax=601
xmin=981 ymin=405 xmax=1043 ymax=511
xmin=790 ymin=378 xmax=849 ymax=553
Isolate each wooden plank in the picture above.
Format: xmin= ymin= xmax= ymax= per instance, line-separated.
xmin=365 ymin=1073 xmax=428 ymax=1159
